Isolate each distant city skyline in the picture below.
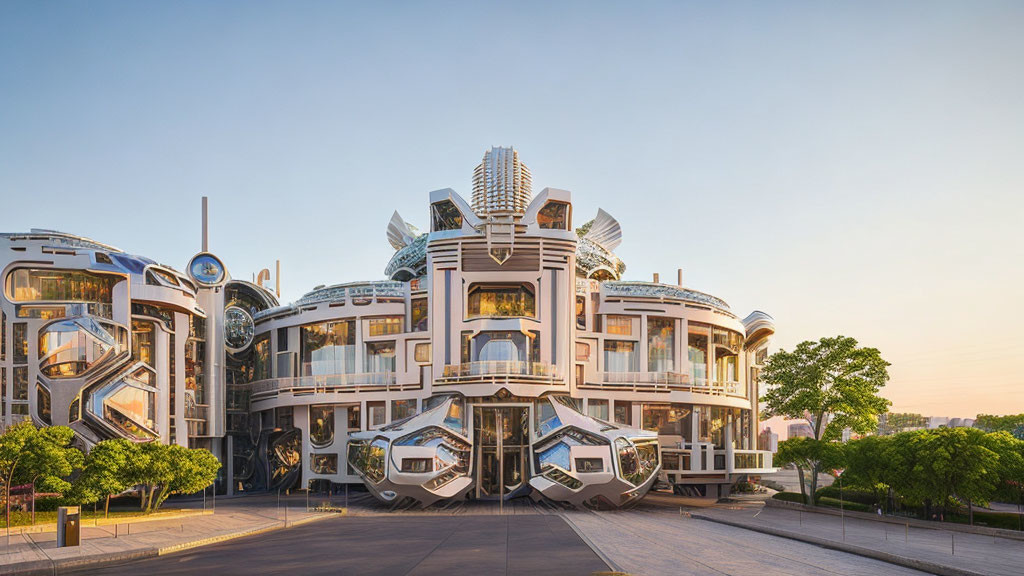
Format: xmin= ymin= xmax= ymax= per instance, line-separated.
xmin=2 ymin=1 xmax=1021 ymax=416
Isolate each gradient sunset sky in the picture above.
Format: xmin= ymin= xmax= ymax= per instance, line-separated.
xmin=2 ymin=2 xmax=1021 ymax=418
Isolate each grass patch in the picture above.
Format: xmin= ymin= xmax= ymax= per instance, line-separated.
xmin=2 ymin=508 xmax=194 ymax=528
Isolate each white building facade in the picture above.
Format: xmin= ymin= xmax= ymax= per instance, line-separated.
xmin=0 ymin=147 xmax=775 ymax=507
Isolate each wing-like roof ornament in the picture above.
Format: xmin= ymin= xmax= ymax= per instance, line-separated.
xmin=584 ymin=209 xmax=622 ymax=252
xmin=387 ymin=211 xmax=417 ymax=250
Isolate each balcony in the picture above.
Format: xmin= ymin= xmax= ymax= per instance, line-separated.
xmin=580 ymin=373 xmax=745 ymax=397
xmin=436 ymin=361 xmax=558 ymax=385
xmin=247 ymin=371 xmax=417 ymax=400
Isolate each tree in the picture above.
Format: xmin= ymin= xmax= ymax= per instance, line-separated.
xmin=20 ymin=426 xmax=83 ymax=522
xmin=124 ymin=443 xmax=220 ymax=512
xmin=0 ymin=423 xmax=37 ymax=524
xmin=0 ymin=423 xmax=83 ymax=524
xmin=775 ymin=437 xmax=845 ymax=505
xmin=73 ymin=439 xmax=134 ymax=517
xmin=842 ymin=435 xmax=893 ymax=510
xmin=974 ymin=414 xmax=1024 ymax=434
xmin=761 ymin=336 xmax=891 ymax=504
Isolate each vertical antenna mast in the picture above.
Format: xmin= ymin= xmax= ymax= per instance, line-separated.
xmin=275 ymin=259 xmax=281 ymax=298
xmin=201 ymin=196 xmax=209 ymax=252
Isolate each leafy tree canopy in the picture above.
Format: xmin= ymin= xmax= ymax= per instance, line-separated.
xmin=761 ymin=335 xmax=891 ymax=441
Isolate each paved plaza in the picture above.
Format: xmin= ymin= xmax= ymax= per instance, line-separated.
xmin=4 ymin=490 xmax=1024 ymax=575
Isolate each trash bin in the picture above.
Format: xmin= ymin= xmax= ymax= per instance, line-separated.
xmin=57 ymin=506 xmax=80 ymax=547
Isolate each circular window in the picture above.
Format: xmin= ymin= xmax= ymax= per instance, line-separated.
xmin=224 ymin=305 xmax=255 ymax=351
xmin=188 ymin=253 xmax=226 ymax=286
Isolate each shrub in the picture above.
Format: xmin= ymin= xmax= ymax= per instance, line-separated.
xmin=816 ymin=486 xmax=878 ymax=506
xmin=773 ymin=492 xmax=808 ymax=504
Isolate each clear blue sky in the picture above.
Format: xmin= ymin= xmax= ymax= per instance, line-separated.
xmin=2 ymin=1 xmax=1022 ymax=416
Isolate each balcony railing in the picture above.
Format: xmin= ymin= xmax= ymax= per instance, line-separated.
xmin=580 ymin=373 xmax=745 ymax=397
xmin=660 ymin=444 xmax=774 ymax=475
xmin=436 ymin=361 xmax=559 ymax=385
xmin=246 ymin=371 xmax=416 ymax=400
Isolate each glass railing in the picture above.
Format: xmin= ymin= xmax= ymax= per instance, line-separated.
xmin=660 ymin=445 xmax=774 ymax=474
xmin=248 ymin=371 xmax=403 ymax=398
xmin=582 ymin=373 xmax=745 ymax=397
xmin=439 ymin=361 xmax=557 ymax=381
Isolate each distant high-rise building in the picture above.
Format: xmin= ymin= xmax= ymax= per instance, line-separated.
xmin=759 ymin=427 xmax=779 ymax=452
xmin=788 ymin=421 xmax=814 ymax=439
xmin=472 ymin=146 xmax=532 ymax=216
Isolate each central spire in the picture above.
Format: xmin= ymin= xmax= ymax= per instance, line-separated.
xmin=471 ymin=146 xmax=532 ymax=217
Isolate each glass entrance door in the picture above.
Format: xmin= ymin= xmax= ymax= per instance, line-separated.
xmin=473 ymin=405 xmax=529 ymax=500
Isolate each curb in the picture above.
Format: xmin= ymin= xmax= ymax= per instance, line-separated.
xmin=5 ymin=513 xmax=336 ymax=575
xmin=558 ymin=512 xmax=623 ymax=574
xmin=765 ymin=497 xmax=1024 ymax=541
xmin=691 ymin=512 xmax=991 ymax=576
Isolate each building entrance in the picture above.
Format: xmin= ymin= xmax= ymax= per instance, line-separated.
xmin=473 ymin=405 xmax=530 ymax=500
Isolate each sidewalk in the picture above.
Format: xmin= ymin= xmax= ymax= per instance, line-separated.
xmin=695 ymin=504 xmax=1024 ymax=576
xmin=0 ymin=498 xmax=332 ymax=575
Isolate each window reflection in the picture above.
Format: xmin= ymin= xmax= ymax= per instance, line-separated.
xmin=641 ymin=403 xmax=691 ymax=441
xmin=537 ymin=201 xmax=570 ymax=230
xmin=647 ymin=317 xmax=675 ymax=372
xmin=411 ymin=298 xmax=428 ymax=332
xmin=466 ymin=284 xmax=535 ymax=318
xmin=688 ymin=323 xmax=710 ymax=385
xmin=7 ymin=269 xmax=119 ymax=303
xmin=310 ymin=405 xmax=335 ymax=448
xmin=38 ymin=317 xmax=127 ymax=378
xmin=311 ymin=453 xmax=338 ymax=474
xmin=301 ymin=320 xmax=355 ymax=376
xmin=368 ymin=317 xmax=403 ymax=337
xmin=365 ymin=341 xmax=396 ymax=373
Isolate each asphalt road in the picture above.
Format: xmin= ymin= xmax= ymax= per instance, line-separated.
xmin=92 ymin=514 xmax=609 ymax=576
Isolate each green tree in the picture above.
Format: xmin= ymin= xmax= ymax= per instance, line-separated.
xmin=842 ymin=435 xmax=893 ymax=509
xmin=124 ymin=443 xmax=220 ymax=512
xmin=761 ymin=336 xmax=891 ymax=504
xmin=21 ymin=426 xmax=83 ymax=522
xmin=0 ymin=423 xmax=83 ymax=523
xmin=775 ymin=437 xmax=845 ymax=505
xmin=0 ymin=423 xmax=37 ymax=523
xmin=73 ymin=439 xmax=134 ymax=517
xmin=974 ymin=414 xmax=1024 ymax=434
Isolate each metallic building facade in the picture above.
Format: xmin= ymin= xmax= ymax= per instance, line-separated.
xmin=0 ymin=147 xmax=774 ymax=507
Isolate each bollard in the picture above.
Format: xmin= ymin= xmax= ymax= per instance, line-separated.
xmin=905 ymin=521 xmax=908 ymax=544
xmin=115 ymin=524 xmax=118 ymax=539
xmin=951 ymin=533 xmax=955 ymax=556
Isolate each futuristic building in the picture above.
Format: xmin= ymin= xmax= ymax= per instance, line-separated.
xmin=0 ymin=147 xmax=775 ymax=507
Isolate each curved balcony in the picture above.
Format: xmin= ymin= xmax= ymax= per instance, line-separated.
xmin=247 ymin=371 xmax=418 ymax=400
xmin=436 ymin=361 xmax=558 ymax=385
xmin=580 ymin=373 xmax=745 ymax=397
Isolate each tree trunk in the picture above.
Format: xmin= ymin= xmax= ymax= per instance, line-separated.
xmin=104 ymin=494 xmax=110 ymax=518
xmin=809 ymin=463 xmax=820 ymax=506
xmin=797 ymin=466 xmax=807 ymax=504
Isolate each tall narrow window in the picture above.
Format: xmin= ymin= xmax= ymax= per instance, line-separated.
xmin=13 ymin=322 xmax=27 ymax=364
xmin=688 ymin=323 xmax=710 ymax=385
xmin=13 ymin=367 xmax=28 ymax=401
xmin=411 ymin=298 xmax=428 ymax=332
xmin=647 ymin=317 xmax=675 ymax=373
xmin=309 ymin=405 xmax=335 ymax=448
xmin=613 ymin=401 xmax=632 ymax=425
xmin=575 ymin=296 xmax=586 ymax=330
xmin=367 ymin=401 xmax=386 ymax=428
xmin=252 ymin=335 xmax=270 ymax=382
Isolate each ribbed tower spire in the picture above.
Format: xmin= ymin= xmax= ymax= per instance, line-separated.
xmin=471 ymin=146 xmax=532 ymax=216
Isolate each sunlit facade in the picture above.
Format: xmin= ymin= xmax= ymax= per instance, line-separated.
xmin=0 ymin=147 xmax=775 ymax=507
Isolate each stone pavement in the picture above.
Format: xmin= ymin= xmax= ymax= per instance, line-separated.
xmin=564 ymin=503 xmax=932 ymax=576
xmin=0 ymin=495 xmax=330 ymax=575
xmin=694 ymin=503 xmax=1024 ymax=576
